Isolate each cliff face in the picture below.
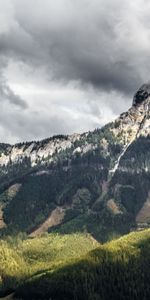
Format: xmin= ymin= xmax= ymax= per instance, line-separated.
xmin=0 ymin=85 xmax=149 ymax=241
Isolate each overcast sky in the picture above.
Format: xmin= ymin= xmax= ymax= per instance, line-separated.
xmin=0 ymin=0 xmax=150 ymax=143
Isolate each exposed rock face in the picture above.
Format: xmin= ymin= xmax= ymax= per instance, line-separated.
xmin=0 ymin=84 xmax=149 ymax=241
xmin=0 ymin=83 xmax=149 ymax=169
xmin=112 ymin=90 xmax=150 ymax=143
xmin=0 ymin=134 xmax=80 ymax=167
xmin=133 ymin=83 xmax=150 ymax=106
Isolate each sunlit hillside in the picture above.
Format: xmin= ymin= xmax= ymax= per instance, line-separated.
xmin=15 ymin=229 xmax=150 ymax=300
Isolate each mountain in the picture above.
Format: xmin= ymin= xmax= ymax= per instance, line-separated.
xmin=0 ymin=84 xmax=149 ymax=241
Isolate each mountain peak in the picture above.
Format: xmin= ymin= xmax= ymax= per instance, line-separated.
xmin=0 ymin=82 xmax=149 ymax=246
xmin=133 ymin=83 xmax=150 ymax=106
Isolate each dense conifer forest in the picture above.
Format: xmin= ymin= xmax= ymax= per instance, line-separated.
xmin=0 ymin=230 xmax=150 ymax=299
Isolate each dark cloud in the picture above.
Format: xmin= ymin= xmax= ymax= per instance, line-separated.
xmin=0 ymin=0 xmax=149 ymax=142
xmin=0 ymin=57 xmax=27 ymax=109
xmin=0 ymin=78 xmax=28 ymax=108
xmin=1 ymin=0 xmax=148 ymax=95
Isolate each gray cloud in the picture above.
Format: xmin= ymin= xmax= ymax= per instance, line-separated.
xmin=0 ymin=95 xmax=100 ymax=144
xmin=0 ymin=57 xmax=27 ymax=109
xmin=0 ymin=78 xmax=28 ymax=108
xmin=0 ymin=0 xmax=150 ymax=142
xmin=3 ymin=0 xmax=149 ymax=94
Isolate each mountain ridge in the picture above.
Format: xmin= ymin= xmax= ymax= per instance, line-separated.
xmin=0 ymin=85 xmax=149 ymax=169
xmin=0 ymin=84 xmax=149 ymax=240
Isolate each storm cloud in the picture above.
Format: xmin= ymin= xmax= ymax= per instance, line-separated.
xmin=0 ymin=0 xmax=150 ymax=142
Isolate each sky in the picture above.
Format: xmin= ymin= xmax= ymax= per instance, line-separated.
xmin=0 ymin=0 xmax=150 ymax=143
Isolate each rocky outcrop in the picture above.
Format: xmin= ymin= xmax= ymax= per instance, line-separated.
xmin=133 ymin=83 xmax=150 ymax=106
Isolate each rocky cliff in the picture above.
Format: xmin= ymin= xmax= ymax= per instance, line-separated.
xmin=0 ymin=84 xmax=149 ymax=241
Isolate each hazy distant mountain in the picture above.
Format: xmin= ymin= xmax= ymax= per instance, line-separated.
xmin=0 ymin=84 xmax=149 ymax=241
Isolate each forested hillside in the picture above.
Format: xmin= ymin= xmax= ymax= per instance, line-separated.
xmin=0 ymin=230 xmax=150 ymax=299
xmin=0 ymin=85 xmax=149 ymax=241
xmin=0 ymin=233 xmax=98 ymax=297
xmin=15 ymin=230 xmax=150 ymax=300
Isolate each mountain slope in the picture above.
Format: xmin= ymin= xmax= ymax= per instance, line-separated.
xmin=0 ymin=84 xmax=149 ymax=240
xmin=0 ymin=229 xmax=150 ymax=299
xmin=0 ymin=233 xmax=98 ymax=297
xmin=14 ymin=229 xmax=150 ymax=300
